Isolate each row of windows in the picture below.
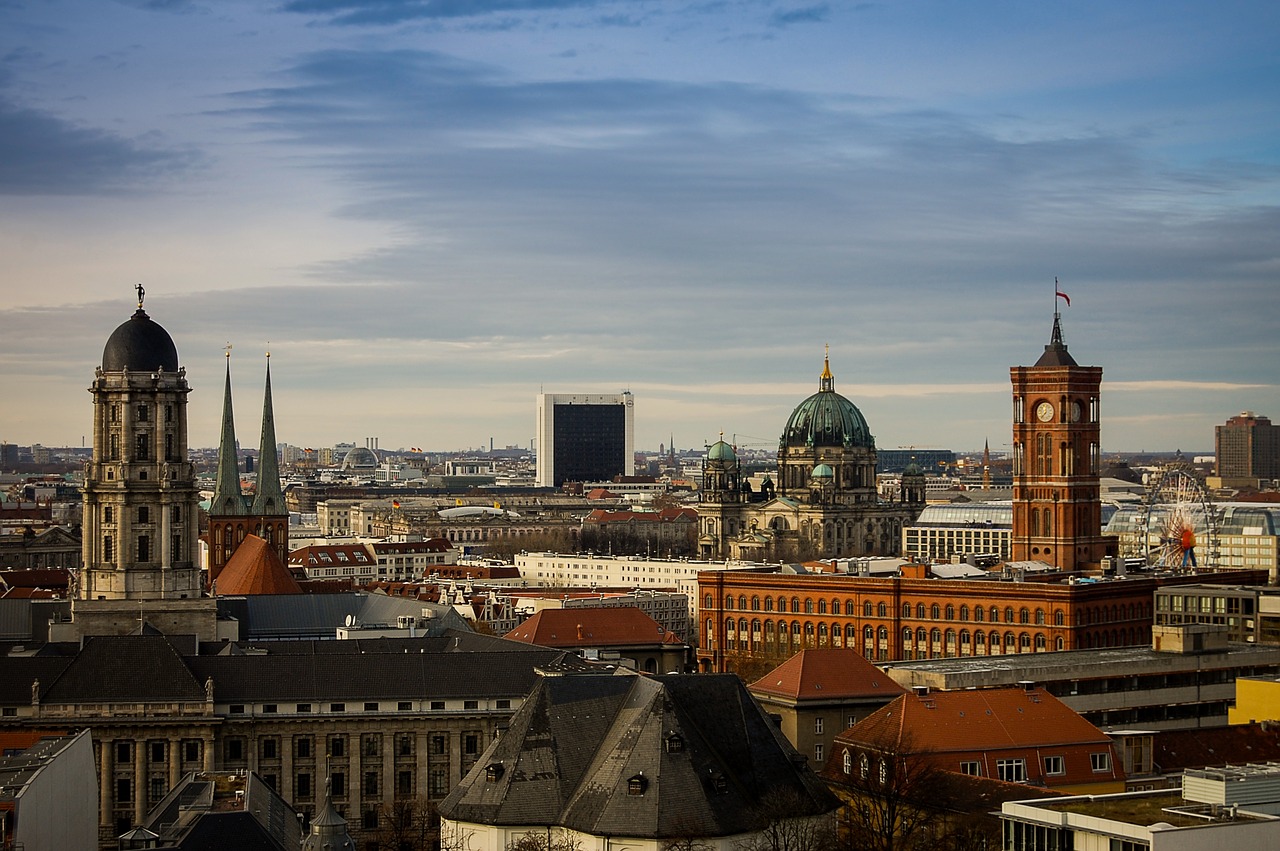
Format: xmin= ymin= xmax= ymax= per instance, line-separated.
xmin=716 ymin=618 xmax=1063 ymax=653
xmin=110 ymin=740 xmax=202 ymax=764
xmin=223 ymin=731 xmax=484 ymax=763
xmin=712 ymin=594 xmax=1066 ymax=625
xmin=228 ymin=699 xmax=508 ymax=715
xmin=102 ymin=534 xmax=182 ymax=562
xmin=102 ymin=505 xmax=183 ymax=524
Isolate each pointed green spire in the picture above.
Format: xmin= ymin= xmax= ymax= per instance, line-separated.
xmin=213 ymin=352 xmax=245 ymax=516
xmin=251 ymin=353 xmax=285 ymax=516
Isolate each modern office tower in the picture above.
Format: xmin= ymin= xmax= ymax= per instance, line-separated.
xmin=1010 ymin=310 xmax=1114 ymax=570
xmin=535 ymin=392 xmax=634 ymax=487
xmin=1216 ymin=412 xmax=1279 ymax=484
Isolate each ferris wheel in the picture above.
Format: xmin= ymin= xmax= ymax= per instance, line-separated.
xmin=1135 ymin=464 xmax=1219 ymax=571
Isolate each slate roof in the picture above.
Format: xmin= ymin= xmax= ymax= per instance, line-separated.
xmin=188 ymin=645 xmax=580 ymax=703
xmin=41 ymin=634 xmax=207 ymax=704
xmin=216 ymin=534 xmax=302 ymax=595
xmin=503 ymin=607 xmax=684 ymax=649
xmin=215 ymin=591 xmax=470 ymax=640
xmin=441 ymin=672 xmax=838 ymax=839
xmin=749 ymin=648 xmax=908 ymax=702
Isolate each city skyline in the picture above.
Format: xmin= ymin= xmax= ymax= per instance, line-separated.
xmin=1 ymin=2 xmax=1277 ymax=453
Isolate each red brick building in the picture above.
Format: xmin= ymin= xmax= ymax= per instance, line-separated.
xmin=696 ymin=565 xmax=1268 ymax=672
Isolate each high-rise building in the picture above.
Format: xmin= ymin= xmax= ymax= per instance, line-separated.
xmin=80 ymin=288 xmax=201 ymax=600
xmin=535 ymin=392 xmax=634 ymax=487
xmin=1216 ymin=412 xmax=1279 ymax=485
xmin=1010 ymin=310 xmax=1114 ymax=570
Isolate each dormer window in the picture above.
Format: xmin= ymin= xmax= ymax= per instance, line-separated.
xmin=664 ymin=734 xmax=684 ymax=754
xmin=485 ymin=763 xmax=504 ymax=782
xmin=627 ymin=773 xmax=648 ymax=795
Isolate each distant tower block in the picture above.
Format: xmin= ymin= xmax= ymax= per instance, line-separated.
xmin=81 ymin=288 xmax=201 ymax=600
xmin=536 ymin=392 xmax=635 ymax=487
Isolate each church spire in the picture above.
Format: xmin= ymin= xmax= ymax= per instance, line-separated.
xmin=251 ymin=352 xmax=285 ymax=515
xmin=819 ymin=343 xmax=834 ymax=392
xmin=213 ymin=349 xmax=245 ymax=515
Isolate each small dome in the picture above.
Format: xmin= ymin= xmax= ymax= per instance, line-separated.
xmin=341 ymin=446 xmax=378 ymax=470
xmin=707 ymin=440 xmax=737 ymax=462
xmin=903 ymin=462 xmax=925 ymax=477
xmin=782 ymin=358 xmax=872 ymax=449
xmin=812 ymin=463 xmax=835 ymax=479
xmin=102 ymin=308 xmax=179 ymax=373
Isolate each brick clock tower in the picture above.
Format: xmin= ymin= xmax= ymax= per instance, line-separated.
xmin=1010 ymin=310 xmax=1115 ymax=570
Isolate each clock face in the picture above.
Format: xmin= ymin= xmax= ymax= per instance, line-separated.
xmin=1035 ymin=401 xmax=1054 ymax=422
xmin=1070 ymin=401 xmax=1082 ymax=422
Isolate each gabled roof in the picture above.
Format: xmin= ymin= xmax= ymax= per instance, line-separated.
xmin=842 ymin=686 xmax=1112 ymax=755
xmin=216 ymin=535 xmax=302 ymax=595
xmin=503 ymin=607 xmax=683 ymax=648
xmin=440 ymin=673 xmax=838 ymax=838
xmin=41 ymin=634 xmax=206 ymax=704
xmin=749 ymin=648 xmax=908 ymax=703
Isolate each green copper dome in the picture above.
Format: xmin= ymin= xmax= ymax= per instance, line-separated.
xmin=707 ymin=439 xmax=737 ymax=462
xmin=812 ymin=463 xmax=835 ymax=479
xmin=781 ymin=356 xmax=872 ymax=449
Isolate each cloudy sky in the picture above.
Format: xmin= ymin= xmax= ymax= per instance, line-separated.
xmin=1 ymin=1 xmax=1277 ymax=456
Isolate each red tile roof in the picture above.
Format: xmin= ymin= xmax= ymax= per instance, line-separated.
xmin=216 ymin=535 xmax=303 ymax=595
xmin=503 ymin=607 xmax=683 ymax=648
xmin=749 ymin=648 xmax=908 ymax=702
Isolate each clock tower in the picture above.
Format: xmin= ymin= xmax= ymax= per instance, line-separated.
xmin=1010 ymin=310 xmax=1115 ymax=570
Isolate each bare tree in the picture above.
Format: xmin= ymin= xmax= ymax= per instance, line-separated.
xmin=371 ymin=797 xmax=439 ymax=851
xmin=503 ymin=827 xmax=583 ymax=851
xmin=832 ymin=733 xmax=962 ymax=851
xmin=734 ymin=787 xmax=837 ymax=851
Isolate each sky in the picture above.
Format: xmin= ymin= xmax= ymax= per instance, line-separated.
xmin=1 ymin=1 xmax=1277 ymax=456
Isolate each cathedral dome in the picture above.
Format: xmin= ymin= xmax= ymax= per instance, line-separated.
xmin=811 ymin=463 xmax=834 ymax=479
xmin=102 ymin=307 xmax=180 ymax=373
xmin=707 ymin=439 xmax=737 ymax=462
xmin=781 ymin=357 xmax=872 ymax=450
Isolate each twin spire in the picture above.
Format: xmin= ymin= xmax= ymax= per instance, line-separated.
xmin=213 ymin=350 xmax=285 ymax=516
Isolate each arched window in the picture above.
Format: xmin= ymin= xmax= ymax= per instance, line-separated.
xmin=764 ymin=597 xmax=774 ymax=612
xmin=990 ymin=606 xmax=1000 ymax=623
xmin=804 ymin=599 xmax=814 ymax=614
xmin=791 ymin=597 xmax=800 ymax=613
xmin=945 ymin=604 xmax=955 ymax=620
xmin=1031 ymin=508 xmax=1040 ymax=536
xmin=1019 ymin=633 xmax=1032 ymax=652
xmin=818 ymin=599 xmax=827 ymax=615
xmin=1019 ymin=608 xmax=1030 ymax=625
xmin=1043 ymin=508 xmax=1053 ymax=537
xmin=1004 ymin=607 xmax=1015 ymax=624
xmin=916 ymin=603 xmax=926 ymax=619
xmin=738 ymin=595 xmax=747 ymax=610
xmin=818 ymin=623 xmax=828 ymax=644
xmin=863 ymin=601 xmax=873 ymax=617
xmin=777 ymin=597 xmax=786 ymax=613
xmin=1054 ymin=610 xmax=1064 ymax=626
xmin=831 ymin=598 xmax=840 ymax=614
xmin=843 ymin=750 xmax=852 ymax=775
xmin=877 ymin=601 xmax=887 ymax=617
xmin=930 ymin=604 xmax=941 ymax=620
xmin=902 ymin=603 xmax=912 ymax=618
xmin=1035 ymin=634 xmax=1047 ymax=651
xmin=751 ymin=596 xmax=760 ymax=611
xmin=724 ymin=595 xmax=734 ymax=610
xmin=860 ymin=754 xmax=869 ymax=779
xmin=1035 ymin=608 xmax=1045 ymax=625
xmin=1056 ymin=636 xmax=1065 ymax=651
xmin=846 ymin=624 xmax=857 ymax=639
xmin=974 ymin=606 xmax=984 ymax=623
xmin=846 ymin=600 xmax=856 ymax=615
xmin=704 ymin=594 xmax=713 ymax=609
xmin=863 ymin=625 xmax=874 ymax=641
xmin=916 ymin=627 xmax=927 ymax=643
xmin=959 ymin=605 xmax=970 ymax=621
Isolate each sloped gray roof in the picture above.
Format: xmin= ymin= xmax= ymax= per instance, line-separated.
xmin=440 ymin=673 xmax=838 ymax=838
xmin=216 ymin=592 xmax=469 ymax=639
xmin=42 ymin=634 xmax=206 ymax=704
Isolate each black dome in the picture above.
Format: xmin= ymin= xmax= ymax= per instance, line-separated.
xmin=102 ymin=308 xmax=180 ymax=372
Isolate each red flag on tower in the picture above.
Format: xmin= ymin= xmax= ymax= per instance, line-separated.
xmin=1055 ymin=277 xmax=1070 ymax=307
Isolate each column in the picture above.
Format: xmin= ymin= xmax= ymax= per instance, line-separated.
xmin=168 ymin=736 xmax=181 ymax=791
xmin=416 ymin=732 xmax=429 ymax=802
xmin=381 ymin=732 xmax=393 ymax=814
xmin=203 ymin=732 xmax=215 ymax=772
xmin=450 ymin=727 xmax=463 ymax=787
xmin=98 ymin=738 xmax=113 ymax=832
xmin=281 ymin=734 xmax=294 ymax=804
xmin=133 ymin=738 xmax=146 ymax=826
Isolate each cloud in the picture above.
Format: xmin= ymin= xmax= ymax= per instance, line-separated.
xmin=768 ymin=3 xmax=829 ymax=28
xmin=280 ymin=0 xmax=617 ymax=26
xmin=0 ymin=100 xmax=201 ymax=195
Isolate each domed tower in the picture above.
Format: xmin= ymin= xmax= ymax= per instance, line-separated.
xmin=698 ymin=435 xmax=744 ymax=559
xmin=80 ymin=288 xmax=201 ymax=600
xmin=900 ymin=461 xmax=927 ymax=505
xmin=777 ymin=351 xmax=877 ymax=504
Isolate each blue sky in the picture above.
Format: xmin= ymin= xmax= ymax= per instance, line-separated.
xmin=1 ymin=0 xmax=1277 ymax=455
